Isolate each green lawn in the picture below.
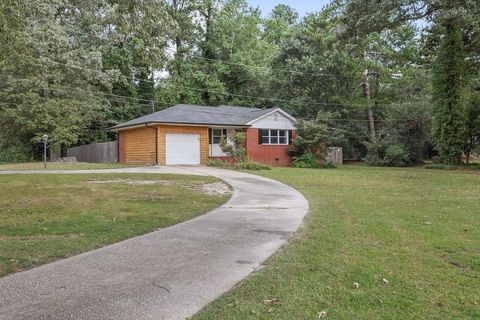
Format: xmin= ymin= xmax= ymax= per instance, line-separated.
xmin=0 ymin=173 xmax=230 ymax=277
xmin=0 ymin=162 xmax=138 ymax=170
xmin=194 ymin=165 xmax=480 ymax=320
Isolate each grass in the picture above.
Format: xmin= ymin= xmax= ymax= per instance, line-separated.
xmin=0 ymin=162 xmax=138 ymax=170
xmin=0 ymin=173 xmax=230 ymax=277
xmin=194 ymin=165 xmax=480 ymax=320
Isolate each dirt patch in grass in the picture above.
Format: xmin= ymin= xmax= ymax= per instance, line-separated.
xmin=88 ymin=178 xmax=172 ymax=185
xmin=199 ymin=182 xmax=233 ymax=196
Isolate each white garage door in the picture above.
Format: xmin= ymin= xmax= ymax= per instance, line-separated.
xmin=165 ymin=134 xmax=201 ymax=165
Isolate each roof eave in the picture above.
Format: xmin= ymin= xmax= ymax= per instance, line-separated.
xmin=108 ymin=121 xmax=252 ymax=132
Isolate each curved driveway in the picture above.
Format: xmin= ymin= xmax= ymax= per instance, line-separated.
xmin=0 ymin=166 xmax=308 ymax=320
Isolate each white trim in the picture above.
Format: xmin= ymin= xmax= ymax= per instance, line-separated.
xmin=245 ymin=108 xmax=297 ymax=126
xmin=261 ymin=129 xmax=289 ymax=145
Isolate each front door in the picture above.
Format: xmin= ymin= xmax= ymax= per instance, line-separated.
xmin=209 ymin=128 xmax=228 ymax=157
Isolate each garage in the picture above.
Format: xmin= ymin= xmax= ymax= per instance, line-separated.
xmin=165 ymin=133 xmax=201 ymax=165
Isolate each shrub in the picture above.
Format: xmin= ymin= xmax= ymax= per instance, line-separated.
xmin=219 ymin=132 xmax=247 ymax=162
xmin=292 ymin=152 xmax=318 ymax=168
xmin=363 ymin=135 xmax=411 ymax=167
xmin=209 ymin=158 xmax=271 ymax=170
xmin=465 ymin=162 xmax=480 ymax=169
xmin=288 ymin=112 xmax=347 ymax=161
xmin=292 ymin=152 xmax=337 ymax=169
xmin=384 ymin=100 xmax=433 ymax=163
xmin=0 ymin=143 xmax=31 ymax=162
xmin=207 ymin=159 xmax=230 ymax=167
xmin=384 ymin=145 xmax=410 ymax=167
xmin=424 ymin=163 xmax=457 ymax=170
xmin=234 ymin=160 xmax=272 ymax=170
xmin=363 ymin=136 xmax=389 ymax=166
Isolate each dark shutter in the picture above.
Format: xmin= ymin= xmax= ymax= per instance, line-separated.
xmin=258 ymin=129 xmax=263 ymax=144
xmin=288 ymin=130 xmax=293 ymax=145
xmin=223 ymin=129 xmax=227 ymax=137
xmin=208 ymin=128 xmax=212 ymax=144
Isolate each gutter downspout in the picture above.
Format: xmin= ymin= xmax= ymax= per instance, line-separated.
xmin=145 ymin=124 xmax=159 ymax=166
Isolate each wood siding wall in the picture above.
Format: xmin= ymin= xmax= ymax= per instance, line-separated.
xmin=157 ymin=125 xmax=208 ymax=165
xmin=118 ymin=124 xmax=208 ymax=165
xmin=119 ymin=126 xmax=156 ymax=164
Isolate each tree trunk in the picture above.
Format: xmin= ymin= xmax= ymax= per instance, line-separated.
xmin=202 ymin=2 xmax=213 ymax=104
xmin=363 ymin=67 xmax=375 ymax=140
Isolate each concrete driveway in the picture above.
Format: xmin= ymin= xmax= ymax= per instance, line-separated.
xmin=0 ymin=166 xmax=308 ymax=320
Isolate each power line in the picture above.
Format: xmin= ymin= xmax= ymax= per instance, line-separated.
xmin=0 ymin=75 xmax=419 ymax=122
xmin=38 ymin=57 xmax=387 ymax=108
xmin=0 ymin=74 xmax=171 ymax=107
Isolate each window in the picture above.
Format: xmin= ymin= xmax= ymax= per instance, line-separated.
xmin=209 ymin=128 xmax=227 ymax=144
xmin=260 ymin=129 xmax=288 ymax=145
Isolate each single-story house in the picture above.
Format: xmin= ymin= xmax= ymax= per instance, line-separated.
xmin=109 ymin=104 xmax=297 ymax=166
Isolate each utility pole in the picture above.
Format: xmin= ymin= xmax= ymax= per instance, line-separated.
xmin=150 ymin=100 xmax=155 ymax=113
xmin=363 ymin=51 xmax=376 ymax=140
xmin=42 ymin=134 xmax=48 ymax=169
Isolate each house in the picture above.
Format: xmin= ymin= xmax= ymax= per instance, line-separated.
xmin=109 ymin=104 xmax=297 ymax=166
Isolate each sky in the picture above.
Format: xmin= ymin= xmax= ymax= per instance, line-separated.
xmin=247 ymin=0 xmax=332 ymax=17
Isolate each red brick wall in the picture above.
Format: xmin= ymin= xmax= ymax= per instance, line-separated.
xmin=245 ymin=128 xmax=294 ymax=166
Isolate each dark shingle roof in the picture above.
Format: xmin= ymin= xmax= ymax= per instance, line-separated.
xmin=110 ymin=104 xmax=274 ymax=130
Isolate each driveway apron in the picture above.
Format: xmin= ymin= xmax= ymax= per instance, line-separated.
xmin=0 ymin=166 xmax=308 ymax=320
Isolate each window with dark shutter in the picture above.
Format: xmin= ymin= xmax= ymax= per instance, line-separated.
xmin=288 ymin=130 xmax=293 ymax=144
xmin=258 ymin=129 xmax=290 ymax=145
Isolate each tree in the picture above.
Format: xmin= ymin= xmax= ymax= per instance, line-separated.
xmin=0 ymin=0 xmax=111 ymax=158
xmin=464 ymin=88 xmax=480 ymax=163
xmin=263 ymin=4 xmax=298 ymax=45
xmin=384 ymin=100 xmax=433 ymax=163
xmin=431 ymin=17 xmax=466 ymax=164
xmin=288 ymin=111 xmax=346 ymax=161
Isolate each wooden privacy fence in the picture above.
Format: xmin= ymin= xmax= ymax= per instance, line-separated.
xmin=67 ymin=141 xmax=118 ymax=163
